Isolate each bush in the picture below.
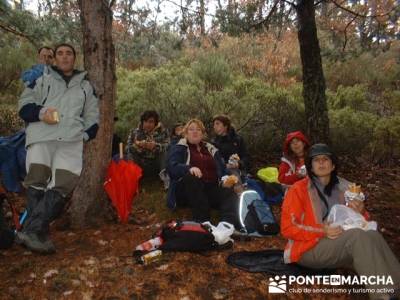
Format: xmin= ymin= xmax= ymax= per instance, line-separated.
xmin=329 ymin=107 xmax=378 ymax=156
xmin=328 ymin=84 xmax=372 ymax=112
xmin=0 ymin=105 xmax=24 ymax=136
xmin=115 ymin=63 xmax=306 ymax=156
xmin=371 ymin=115 xmax=400 ymax=162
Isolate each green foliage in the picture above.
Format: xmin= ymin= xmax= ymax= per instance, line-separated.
xmin=328 ymin=84 xmax=371 ymax=112
xmin=325 ymin=41 xmax=400 ymax=94
xmin=192 ymin=54 xmax=231 ymax=91
xmin=372 ymin=115 xmax=400 ymax=162
xmin=115 ymin=26 xmax=183 ymax=68
xmin=116 ymin=61 xmax=306 ymax=155
xmin=0 ymin=37 xmax=35 ymax=98
xmin=329 ymin=107 xmax=378 ymax=156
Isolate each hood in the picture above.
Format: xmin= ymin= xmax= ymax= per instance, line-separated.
xmin=49 ymin=66 xmax=87 ymax=86
xmin=215 ymin=126 xmax=237 ymax=140
xmin=283 ymin=131 xmax=310 ymax=155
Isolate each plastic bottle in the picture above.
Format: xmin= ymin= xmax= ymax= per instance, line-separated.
xmin=137 ymin=250 xmax=162 ymax=265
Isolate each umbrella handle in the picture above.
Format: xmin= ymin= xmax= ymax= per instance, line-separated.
xmin=119 ymin=142 xmax=124 ymax=160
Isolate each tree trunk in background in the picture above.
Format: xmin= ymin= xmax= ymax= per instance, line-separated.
xmin=199 ymin=0 xmax=206 ymax=35
xmin=69 ymin=0 xmax=116 ymax=228
xmin=296 ymin=0 xmax=330 ymax=144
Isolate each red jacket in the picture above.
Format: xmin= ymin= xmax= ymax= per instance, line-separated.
xmin=278 ymin=158 xmax=304 ymax=185
xmin=278 ymin=131 xmax=310 ymax=186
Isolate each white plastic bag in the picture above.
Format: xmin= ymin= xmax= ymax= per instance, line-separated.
xmin=202 ymin=221 xmax=234 ymax=245
xmin=327 ymin=204 xmax=377 ymax=231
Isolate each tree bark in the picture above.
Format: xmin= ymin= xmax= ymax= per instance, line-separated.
xmin=199 ymin=0 xmax=206 ymax=35
xmin=296 ymin=0 xmax=330 ymax=143
xmin=69 ymin=0 xmax=116 ymax=228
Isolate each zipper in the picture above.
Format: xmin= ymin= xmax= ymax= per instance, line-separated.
xmin=41 ymin=85 xmax=51 ymax=105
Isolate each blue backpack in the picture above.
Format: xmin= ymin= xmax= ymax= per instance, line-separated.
xmin=0 ymin=130 xmax=26 ymax=192
xmin=237 ymin=190 xmax=280 ymax=237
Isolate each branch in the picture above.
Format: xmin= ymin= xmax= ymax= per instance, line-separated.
xmin=281 ymin=0 xmax=297 ymax=9
xmin=330 ymin=0 xmax=396 ymax=18
xmin=0 ymin=21 xmax=37 ymax=46
xmin=342 ymin=14 xmax=357 ymax=53
xmin=237 ymin=109 xmax=260 ymax=132
xmin=164 ymin=0 xmax=215 ymax=17
xmin=250 ymin=0 xmax=280 ymax=29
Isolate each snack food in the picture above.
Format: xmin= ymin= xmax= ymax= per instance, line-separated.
xmin=223 ymin=175 xmax=239 ymax=187
xmin=230 ymin=154 xmax=240 ymax=161
xmin=228 ymin=154 xmax=240 ymax=167
xmin=344 ymin=183 xmax=365 ymax=203
xmin=52 ymin=111 xmax=60 ymax=123
xmin=348 ymin=183 xmax=361 ymax=194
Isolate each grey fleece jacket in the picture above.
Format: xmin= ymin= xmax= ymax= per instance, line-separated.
xmin=18 ymin=66 xmax=99 ymax=147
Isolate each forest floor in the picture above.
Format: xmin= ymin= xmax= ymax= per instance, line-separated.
xmin=0 ymin=162 xmax=399 ymax=300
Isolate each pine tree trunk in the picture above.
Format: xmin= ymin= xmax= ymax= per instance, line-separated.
xmin=69 ymin=0 xmax=116 ymax=228
xmin=296 ymin=0 xmax=330 ymax=143
xmin=199 ymin=0 xmax=206 ymax=35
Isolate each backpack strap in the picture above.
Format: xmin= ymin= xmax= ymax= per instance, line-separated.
xmin=311 ymin=179 xmax=330 ymax=221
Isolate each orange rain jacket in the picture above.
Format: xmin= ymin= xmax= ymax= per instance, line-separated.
xmin=280 ymin=176 xmax=369 ymax=263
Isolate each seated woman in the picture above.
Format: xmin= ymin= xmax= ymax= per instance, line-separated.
xmin=281 ymin=144 xmax=400 ymax=299
xmin=278 ymin=131 xmax=310 ymax=188
xmin=166 ymin=119 xmax=238 ymax=226
xmin=126 ymin=110 xmax=169 ymax=178
xmin=212 ymin=115 xmax=249 ymax=180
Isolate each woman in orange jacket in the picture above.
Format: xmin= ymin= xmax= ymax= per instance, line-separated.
xmin=281 ymin=144 xmax=399 ymax=299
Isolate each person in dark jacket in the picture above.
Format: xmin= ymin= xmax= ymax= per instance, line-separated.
xmin=212 ymin=115 xmax=249 ymax=173
xmin=166 ymin=119 xmax=239 ymax=226
xmin=159 ymin=123 xmax=185 ymax=190
xmin=111 ymin=116 xmax=122 ymax=158
xmin=126 ymin=110 xmax=169 ymax=178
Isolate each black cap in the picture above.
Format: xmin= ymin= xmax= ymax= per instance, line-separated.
xmin=308 ymin=143 xmax=333 ymax=158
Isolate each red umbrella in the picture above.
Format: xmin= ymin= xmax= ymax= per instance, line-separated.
xmin=104 ymin=143 xmax=142 ymax=223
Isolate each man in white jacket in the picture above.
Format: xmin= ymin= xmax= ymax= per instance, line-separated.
xmin=17 ymin=43 xmax=99 ymax=254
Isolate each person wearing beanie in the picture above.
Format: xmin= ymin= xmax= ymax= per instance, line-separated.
xmin=281 ymin=144 xmax=400 ymax=299
xmin=278 ymin=131 xmax=310 ymax=187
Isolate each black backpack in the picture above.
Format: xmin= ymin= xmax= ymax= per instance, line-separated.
xmin=237 ymin=190 xmax=280 ymax=237
xmin=134 ymin=220 xmax=232 ymax=256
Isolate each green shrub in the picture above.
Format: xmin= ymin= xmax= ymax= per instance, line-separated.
xmin=328 ymin=84 xmax=371 ymax=112
xmin=371 ymin=115 xmax=400 ymax=162
xmin=329 ymin=107 xmax=378 ymax=156
xmin=115 ymin=64 xmax=306 ymax=156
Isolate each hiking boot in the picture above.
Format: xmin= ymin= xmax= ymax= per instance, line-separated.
xmin=16 ymin=231 xmax=53 ymax=254
xmin=23 ymin=189 xmax=66 ymax=236
xmin=40 ymin=234 xmax=56 ymax=254
xmin=22 ymin=187 xmax=44 ymax=231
